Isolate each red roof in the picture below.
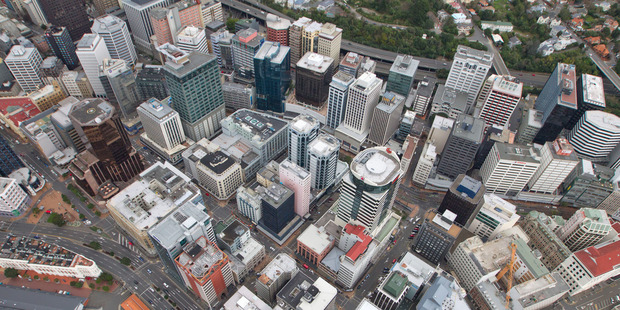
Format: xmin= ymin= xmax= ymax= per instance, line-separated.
xmin=574 ymin=240 xmax=620 ymax=277
xmin=0 ymin=97 xmax=40 ymax=126
xmin=344 ymin=223 xmax=366 ymax=236
xmin=611 ymin=222 xmax=620 ymax=235
xmin=344 ymin=224 xmax=372 ymax=261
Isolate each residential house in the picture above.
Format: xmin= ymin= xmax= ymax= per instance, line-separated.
xmin=605 ymin=19 xmax=619 ymax=31
xmin=570 ymin=18 xmax=584 ymax=30
xmin=584 ymin=36 xmax=601 ymax=45
xmin=593 ymin=44 xmax=610 ymax=58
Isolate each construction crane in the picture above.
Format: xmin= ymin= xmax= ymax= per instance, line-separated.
xmin=495 ymin=242 xmax=518 ymax=309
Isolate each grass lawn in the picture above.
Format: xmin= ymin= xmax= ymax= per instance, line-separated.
xmin=493 ymin=0 xmax=509 ymax=11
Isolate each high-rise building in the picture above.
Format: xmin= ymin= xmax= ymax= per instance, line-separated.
xmin=339 ymin=52 xmax=362 ymax=77
xmin=22 ymin=0 xmax=48 ymax=26
xmin=568 ymin=111 xmax=620 ymax=163
xmin=516 ymin=108 xmax=544 ymax=144
xmin=317 ymin=23 xmax=342 ymax=62
xmin=176 ymin=26 xmax=209 ymax=54
xmin=288 ymin=115 xmax=319 ymax=169
xmin=137 ymin=98 xmax=186 ymax=163
xmin=92 ymin=15 xmax=137 ymax=67
xmin=44 ymin=27 xmax=79 ymax=70
xmin=398 ymin=111 xmax=414 ymax=141
xmin=0 ymin=177 xmax=29 ymax=217
xmin=0 ymin=136 xmax=24 ymax=177
xmin=122 ymin=0 xmax=173 ymax=50
xmin=150 ymin=0 xmax=201 ymax=46
xmin=99 ymin=58 xmax=140 ymax=120
xmin=608 ymin=143 xmax=620 ymax=170
xmin=210 ymin=28 xmax=232 ymax=68
xmin=520 ymin=211 xmax=572 ymax=270
xmin=136 ymin=65 xmax=169 ymax=100
xmin=438 ymin=174 xmax=485 ymax=226
xmin=533 ymin=63 xmax=578 ymax=144
xmin=236 ymin=184 xmax=264 ymax=224
xmin=254 ymin=41 xmax=291 ymax=113
xmin=472 ymin=125 xmax=511 ymax=170
xmin=445 ymin=45 xmax=493 ymax=108
xmin=307 ymin=133 xmax=340 ymax=190
xmin=566 ymin=74 xmax=606 ymax=130
xmin=160 ymin=45 xmax=225 ymax=141
xmin=477 ymin=75 xmax=523 ymax=128
xmin=430 ymin=84 xmax=470 ymax=119
xmin=337 ymin=224 xmax=376 ymax=289
xmin=295 ymin=52 xmax=334 ymax=108
xmin=326 ymin=71 xmax=354 ymax=130
xmin=232 ymin=28 xmax=264 ymax=82
xmin=5 ymin=45 xmax=43 ymax=93
xmin=279 ymin=159 xmax=311 ymax=217
xmin=76 ymin=34 xmax=111 ymax=98
xmin=561 ymin=160 xmax=615 ymax=208
xmin=222 ymin=81 xmax=256 ymax=110
xmin=466 ymin=194 xmax=519 ymax=240
xmin=38 ymin=0 xmax=92 ymax=41
xmin=93 ymin=0 xmax=119 ymax=15
xmin=259 ymin=183 xmax=296 ymax=234
xmin=556 ymin=208 xmax=611 ymax=252
xmin=193 ymin=149 xmax=244 ymax=200
xmin=597 ymin=180 xmax=620 ymax=216
xmin=436 ymin=114 xmax=485 ymax=179
xmin=266 ymin=13 xmax=290 ymax=46
xmin=427 ymin=115 xmax=455 ymax=154
xmin=289 ymin=17 xmax=317 ymax=65
xmin=336 ymin=147 xmax=401 ymax=231
xmin=386 ymin=55 xmax=419 ymax=97
xmin=526 ymin=138 xmax=579 ymax=194
xmin=412 ymin=141 xmax=437 ymax=186
xmin=413 ymin=209 xmax=461 ymax=264
xmin=255 ymin=253 xmax=298 ymax=304
xmin=412 ymin=76 xmax=436 ymax=116
xmin=61 ymin=71 xmax=93 ymax=99
xmin=368 ymin=92 xmax=405 ymax=146
xmin=480 ymin=143 xmax=541 ymax=196
xmin=200 ymin=0 xmax=223 ymax=26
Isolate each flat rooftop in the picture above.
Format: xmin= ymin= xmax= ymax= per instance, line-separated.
xmin=390 ymin=55 xmax=419 ymax=77
xmin=481 ymin=194 xmax=519 ymax=222
xmin=69 ymin=98 xmax=114 ymax=126
xmin=557 ymin=63 xmax=578 ymax=109
xmin=391 ymin=252 xmax=436 ymax=292
xmin=258 ymin=253 xmax=297 ymax=286
xmin=261 ymin=183 xmax=294 ymax=209
xmin=218 ymin=220 xmax=248 ymax=246
xmin=296 ymin=52 xmax=334 ymax=74
xmin=298 ymin=224 xmax=333 ymax=255
xmin=512 ymin=273 xmax=569 ymax=309
xmin=254 ymin=41 xmax=289 ymax=64
xmin=308 ymin=134 xmax=340 ymax=157
xmin=76 ymin=34 xmax=99 ymax=49
xmin=583 ymin=110 xmax=620 ymax=133
xmin=176 ymin=237 xmax=226 ymax=281
xmin=350 ymin=147 xmax=401 ymax=187
xmin=199 ymin=150 xmax=236 ymax=175
xmin=148 ymin=199 xmax=210 ymax=250
xmin=454 ymin=45 xmax=493 ymax=66
xmin=224 ymin=286 xmax=272 ymax=310
xmin=280 ymin=159 xmax=311 ymax=180
xmin=452 ymin=114 xmax=485 ymax=143
xmin=290 ymin=114 xmax=319 ymax=134
xmin=496 ymin=143 xmax=541 ymax=164
xmin=431 ymin=115 xmax=455 ymax=130
xmin=0 ymin=236 xmax=94 ymax=268
xmin=340 ymin=52 xmax=362 ymax=68
xmin=581 ymin=74 xmax=605 ymax=108
xmin=416 ymin=76 xmax=436 ymax=97
xmin=224 ymin=109 xmax=288 ymax=144
xmin=137 ymin=98 xmax=176 ymax=120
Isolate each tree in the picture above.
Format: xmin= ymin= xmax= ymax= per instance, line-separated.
xmin=443 ymin=18 xmax=458 ymax=35
xmin=88 ymin=241 xmax=101 ymax=250
xmin=79 ymin=214 xmax=86 ymax=220
xmin=436 ymin=68 xmax=449 ymax=79
xmin=120 ymin=257 xmax=131 ymax=266
xmin=4 ymin=267 xmax=18 ymax=278
xmin=226 ymin=18 xmax=239 ymax=32
xmin=61 ymin=194 xmax=70 ymax=204
xmin=102 ymin=286 xmax=110 ymax=292
xmin=75 ymin=282 xmax=83 ymax=288
xmin=99 ymin=272 xmax=113 ymax=282
xmin=559 ymin=7 xmax=571 ymax=21
xmin=89 ymin=283 xmax=95 ymax=289
xmin=484 ymin=28 xmax=493 ymax=38
xmin=47 ymin=213 xmax=66 ymax=227
xmin=54 ymin=278 xmax=60 ymax=283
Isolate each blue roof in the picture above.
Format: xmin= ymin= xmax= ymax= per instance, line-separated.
xmin=456 ymin=175 xmax=482 ymax=199
xmin=417 ymin=276 xmax=452 ymax=310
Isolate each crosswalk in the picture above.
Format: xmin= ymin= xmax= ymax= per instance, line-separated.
xmin=117 ymin=234 xmax=137 ymax=252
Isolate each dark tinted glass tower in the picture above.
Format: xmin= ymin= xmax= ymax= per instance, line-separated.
xmin=39 ymin=0 xmax=92 ymax=41
xmin=437 ymin=174 xmax=485 ymax=226
xmin=0 ymin=135 xmax=24 ymax=177
xmin=259 ymin=184 xmax=295 ymax=234
xmin=436 ymin=114 xmax=485 ymax=179
xmin=44 ymin=27 xmax=79 ymax=70
xmin=254 ymin=41 xmax=291 ymax=113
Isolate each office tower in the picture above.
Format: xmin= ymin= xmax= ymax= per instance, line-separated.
xmin=526 ymin=138 xmax=579 ymax=194
xmin=556 ymin=208 xmax=611 ymax=252
xmin=480 ymin=143 xmax=541 ymax=196
xmin=222 ymin=81 xmax=256 ymax=110
xmin=254 ymin=41 xmax=291 ymax=113
xmin=38 ymin=0 xmax=91 ymax=41
xmin=122 ymin=0 xmax=173 ymax=50
xmin=175 ymin=237 xmax=234 ymax=306
xmin=472 ymin=125 xmax=511 ymax=170
xmin=219 ymin=33 xmax=235 ymax=70
xmin=279 ymin=159 xmax=311 ymax=217
xmin=438 ymin=174 xmax=485 ymax=226
xmin=307 ymin=133 xmax=339 ymax=190
xmin=609 ymin=143 xmax=620 ymax=170
xmin=61 ymin=71 xmax=93 ymax=99
xmin=99 ymin=59 xmax=140 ymax=120
xmin=386 ymin=55 xmax=419 ymax=97
xmin=477 ymin=75 xmax=523 ymax=128
xmin=336 ymin=147 xmax=402 ymax=231
xmin=533 ymin=63 xmax=578 ymax=144
xmin=232 ymin=28 xmax=264 ymax=82
xmin=466 ymin=194 xmax=519 ymax=240
xmin=5 ymin=45 xmax=43 ymax=93
xmin=236 ymin=184 xmax=264 ymax=224
xmin=566 ymin=74 xmax=606 ymax=130
xmin=150 ymin=0 xmax=201 ymax=46
xmin=93 ymin=0 xmax=119 ymax=15
xmin=22 ymin=0 xmax=48 ymax=26
xmin=0 ymin=177 xmax=29 ymax=217
xmin=295 ymin=52 xmax=334 ymax=108
xmin=137 ymin=98 xmax=186 ymax=163
xmin=289 ymin=17 xmax=319 ymax=65
xmin=368 ymin=92 xmax=405 ymax=146
xmin=204 ymin=21 xmax=225 ymax=52
xmin=430 ymin=84 xmax=470 ymax=119
xmin=436 ymin=114 xmax=485 ymax=179
xmin=0 ymin=136 xmax=24 ymax=177
xmin=28 ymin=81 xmax=66 ymax=112
xmin=266 ymin=13 xmax=290 ymax=46
xmin=516 ymin=108 xmax=543 ymax=144
xmin=337 ymin=224 xmax=377 ymax=289
xmin=136 ymin=66 xmax=169 ymax=100
xmin=597 ymin=180 xmax=620 ymax=216
xmin=412 ymin=77 xmax=436 ymax=115
xmin=210 ymin=28 xmax=231 ymax=67
xmin=561 ymin=160 xmax=615 ymax=207
xmin=91 ymin=15 xmax=137 ymax=67
xmin=67 ymin=99 xmax=144 ymax=195
xmin=256 ymin=254 xmax=298 ymax=304
xmin=413 ymin=210 xmax=462 ymax=264
xmin=568 ymin=111 xmax=620 ymax=163
xmin=39 ymin=56 xmax=64 ymax=88
xmin=398 ymin=111 xmax=417 ymax=141
xmin=288 ymin=115 xmax=319 ymax=169
xmin=326 ymin=71 xmax=354 ymax=129
xmin=445 ymin=45 xmax=493 ymax=108
xmin=260 ymin=182 xmax=295 ymax=234
xmin=317 ymin=23 xmax=342 ymax=62
xmin=161 ymin=45 xmax=225 ymax=141
xmin=520 ymin=211 xmax=572 ymax=270
xmin=176 ymin=26 xmax=209 ymax=54
xmin=44 ymin=27 xmax=79 ymax=70
xmin=339 ymin=52 xmax=362 ymax=77
xmin=412 ymin=142 xmax=437 ymax=186
xmin=192 ymin=149 xmax=244 ymax=200
xmin=200 ymin=0 xmax=223 ymax=26
xmin=76 ymin=34 xmax=111 ymax=98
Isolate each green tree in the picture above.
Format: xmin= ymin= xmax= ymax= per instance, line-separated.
xmin=484 ymin=28 xmax=493 ymax=38
xmin=99 ymin=272 xmax=113 ymax=282
xmin=436 ymin=68 xmax=449 ymax=79
xmin=88 ymin=241 xmax=101 ymax=250
xmin=443 ymin=18 xmax=458 ymax=35
xmin=226 ymin=18 xmax=239 ymax=32
xmin=61 ymin=194 xmax=70 ymax=204
xmin=89 ymin=283 xmax=95 ymax=289
xmin=79 ymin=214 xmax=86 ymax=220
xmin=95 ymin=211 xmax=102 ymax=217
xmin=3 ymin=267 xmax=18 ymax=278
xmin=559 ymin=7 xmax=571 ymax=21
xmin=120 ymin=257 xmax=131 ymax=266
xmin=47 ymin=212 xmax=66 ymax=227
xmin=75 ymin=282 xmax=83 ymax=288
xmin=102 ymin=286 xmax=110 ymax=292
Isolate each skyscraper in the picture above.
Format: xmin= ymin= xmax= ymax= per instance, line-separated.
xmin=368 ymin=92 xmax=405 ymax=146
xmin=176 ymin=26 xmax=209 ymax=55
xmin=477 ymin=75 xmax=523 ymax=128
xmin=289 ymin=17 xmax=318 ymax=65
xmin=136 ymin=66 xmax=169 ymax=101
xmin=568 ymin=111 xmax=620 ymax=163
xmin=436 ymin=114 xmax=485 ymax=179
xmin=307 ymin=133 xmax=340 ymax=190
xmin=91 ymin=15 xmax=137 ymax=67
xmin=160 ymin=44 xmax=225 ymax=141
xmin=232 ymin=28 xmax=264 ymax=82
xmin=317 ymin=23 xmax=342 ymax=62
xmin=326 ymin=71 xmax=354 ymax=130
xmin=566 ymin=74 xmax=606 ymax=130
xmin=0 ymin=135 xmax=24 ymax=177
xmin=76 ymin=34 xmax=111 ymax=98
xmin=210 ymin=28 xmax=232 ymax=67
xmin=99 ymin=59 xmax=140 ymax=120
xmin=437 ymin=174 xmax=485 ymax=226
xmin=295 ymin=52 xmax=334 ymax=108
xmin=339 ymin=52 xmax=363 ymax=77
xmin=556 ymin=208 xmax=611 ymax=252
xmin=260 ymin=182 xmax=296 ymax=233
xmin=336 ymin=147 xmax=401 ymax=231
xmin=279 ymin=160 xmax=311 ymax=217
xmin=480 ymin=143 xmax=541 ymax=196
xmin=445 ymin=45 xmax=493 ymax=108
xmin=122 ymin=0 xmax=173 ymax=50
xmin=38 ymin=0 xmax=92 ymax=41
xmin=150 ymin=0 xmax=201 ymax=46
xmin=526 ymin=138 xmax=579 ymax=194
xmin=288 ymin=115 xmax=319 ymax=169
xmin=413 ymin=209 xmax=461 ymax=264
xmin=266 ymin=13 xmax=290 ymax=46
xmin=44 ymin=27 xmax=79 ymax=70
xmin=466 ymin=194 xmax=519 ymax=240
xmin=412 ymin=77 xmax=436 ymax=116
xmin=93 ymin=0 xmax=119 ymax=15
xmin=200 ymin=0 xmax=223 ymax=26
xmin=254 ymin=41 xmax=291 ymax=113
xmin=5 ymin=45 xmax=43 ymax=93
xmin=386 ymin=55 xmax=419 ymax=97
xmin=137 ymin=98 xmax=186 ymax=163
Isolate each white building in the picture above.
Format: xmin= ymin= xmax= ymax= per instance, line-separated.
xmin=412 ymin=141 xmax=437 ymax=186
xmin=236 ymin=185 xmax=263 ymax=224
xmin=122 ymin=0 xmax=173 ymax=50
xmin=427 ymin=115 xmax=454 ymax=154
xmin=22 ymin=0 xmax=48 ymax=26
xmin=307 ymin=133 xmax=340 ymax=190
xmin=288 ymin=114 xmax=319 ymax=169
xmin=0 ymin=178 xmax=29 ymax=217
xmin=568 ymin=111 xmax=620 ymax=163
xmin=279 ymin=159 xmax=311 ymax=217
xmin=5 ymin=45 xmax=43 ymax=93
xmin=75 ymin=34 xmax=111 ymax=97
xmin=526 ymin=138 xmax=579 ymax=194
xmin=317 ymin=23 xmax=342 ymax=62
xmin=431 ymin=84 xmax=470 ymax=119
xmin=481 ymin=20 xmax=514 ymax=32
xmin=412 ymin=77 xmax=436 ymax=116
xmin=91 ymin=14 xmax=137 ymax=66
xmin=337 ymin=223 xmax=376 ymax=288
xmin=445 ymin=45 xmax=494 ymax=108
xmin=224 ymin=285 xmax=272 ymax=310
xmin=255 ymin=253 xmax=298 ymax=304
xmin=467 ymin=194 xmax=519 ymax=240
xmin=326 ymin=71 xmax=354 ymax=130
xmin=556 ymin=208 xmax=611 ymax=252
xmin=137 ymin=98 xmax=187 ymax=164
xmin=200 ymin=0 xmax=224 ymax=26
xmin=480 ymin=143 xmax=541 ymax=197
xmin=176 ymin=26 xmax=209 ymax=55
xmin=478 ymin=75 xmax=523 ymax=128
xmin=368 ymin=92 xmax=405 ymax=146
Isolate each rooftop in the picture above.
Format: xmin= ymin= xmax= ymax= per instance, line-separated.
xmin=344 ymin=223 xmax=373 ymax=261
xmin=496 ymin=143 xmax=541 ymax=164
xmin=223 ymin=109 xmax=288 ymax=144
xmin=352 ymin=72 xmax=382 ymax=94
xmin=223 ymin=286 xmax=272 ymax=310
xmin=452 ymin=114 xmax=485 ymax=143
xmin=308 ymin=134 xmax=340 ymax=157
xmin=261 ymin=183 xmax=294 ymax=209
xmin=475 ymin=280 xmax=523 ymax=310
xmin=514 ymin=238 xmax=549 ymax=278
xmin=377 ymin=92 xmax=405 ymax=113
xmin=434 ymin=84 xmax=468 ymax=112
xmin=390 ymin=252 xmax=436 ymax=292
xmin=575 ymin=239 xmax=620 ymax=277
xmin=258 ymin=253 xmax=297 ymax=286
xmin=330 ymin=71 xmax=355 ymax=90
xmin=0 ymin=236 xmax=95 ymax=269
xmin=390 ymin=55 xmax=419 ymax=77
xmin=581 ymin=74 xmax=605 ymax=108
xmin=417 ymin=274 xmax=469 ymax=310
xmin=137 ymin=98 xmax=177 ymax=121
xmin=280 ymin=159 xmax=311 ymax=180
xmin=454 ymin=45 xmax=493 ymax=65
xmin=583 ymin=110 xmax=620 ymax=132
xmin=511 ymin=273 xmax=570 ymax=309
xmin=493 ymin=75 xmax=523 ymax=97
xmin=298 ymin=224 xmax=334 ymax=254
xmin=266 ymin=13 xmax=291 ymax=30
xmin=218 ymin=220 xmax=248 ymax=246
xmin=6 ymin=45 xmax=36 ymax=60
xmin=76 ymin=33 xmax=100 ymax=49
xmin=350 ymin=147 xmax=401 ymax=187
xmin=481 ymin=194 xmax=519 ymax=222
xmin=162 ymin=48 xmax=217 ymax=77
xmin=340 ymin=52 xmax=362 ymax=68
xmin=416 ymin=76 xmax=436 ymax=97
xmin=69 ymin=98 xmax=114 ymax=126
xmin=382 ymin=271 xmax=409 ymax=298
xmin=199 ymin=150 xmax=236 ymax=175
xmin=296 ymin=52 xmax=334 ymax=74
xmin=431 ymin=115 xmax=455 ymax=130
xmin=557 ymin=63 xmax=578 ymax=109
xmin=0 ymin=285 xmax=87 ymax=310
xmin=148 ymin=199 xmax=210 ymax=250
xmin=277 ymin=271 xmax=336 ymax=310
xmin=452 ymin=174 xmax=483 ymax=200
xmin=92 ymin=14 xmax=125 ymax=33
xmin=427 ymin=210 xmax=461 ymax=237
xmin=176 ymin=237 xmax=227 ymax=281
xmin=254 ymin=41 xmax=289 ymax=64
xmin=290 ymin=114 xmax=319 ymax=134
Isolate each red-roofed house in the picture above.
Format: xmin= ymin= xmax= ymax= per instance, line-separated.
xmin=584 ymin=36 xmax=601 ymax=45
xmin=605 ymin=18 xmax=619 ymax=30
xmin=593 ymin=44 xmax=610 ymax=59
xmin=337 ymin=224 xmax=376 ymax=288
xmin=0 ymin=96 xmax=41 ymax=138
xmin=570 ymin=18 xmax=584 ymax=30
xmin=556 ymin=239 xmax=620 ymax=295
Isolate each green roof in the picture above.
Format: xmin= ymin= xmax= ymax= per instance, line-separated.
xmin=514 ymin=238 xmax=549 ymax=278
xmin=214 ymin=222 xmax=228 ymax=235
xmin=376 ymin=216 xmax=399 ymax=242
xmin=383 ymin=272 xmax=409 ymax=298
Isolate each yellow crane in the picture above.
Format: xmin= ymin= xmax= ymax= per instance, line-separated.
xmin=495 ymin=242 xmax=518 ymax=309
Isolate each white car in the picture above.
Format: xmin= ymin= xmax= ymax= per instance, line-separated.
xmin=163 ymin=282 xmax=169 ymax=288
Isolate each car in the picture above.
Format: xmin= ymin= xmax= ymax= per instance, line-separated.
xmin=383 ymin=270 xmax=389 ymax=273
xmin=163 ymin=282 xmax=169 ymax=288
xmin=357 ymin=285 xmax=362 ymax=289
xmin=134 ymin=280 xmax=139 ymax=285
xmin=138 ymin=256 xmax=145 ymax=262
xmin=365 ymin=275 xmax=369 ymax=279
xmin=532 ymin=73 xmax=536 ymax=76
xmin=384 ymin=267 xmax=389 ymax=270
xmin=147 ymin=269 xmax=152 ymax=274
xmin=303 ymin=264 xmax=309 ymax=269
xmin=128 ymin=241 xmax=133 ymax=246
xmin=45 ymin=210 xmax=51 ymax=214
xmin=392 ymin=258 xmax=397 ymax=263
xmin=410 ymin=234 xmax=414 ymax=237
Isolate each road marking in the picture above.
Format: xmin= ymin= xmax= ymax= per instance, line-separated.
xmin=117 ymin=234 xmax=137 ymax=252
